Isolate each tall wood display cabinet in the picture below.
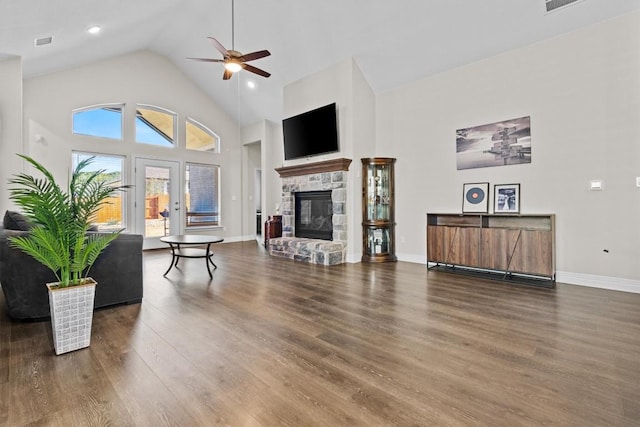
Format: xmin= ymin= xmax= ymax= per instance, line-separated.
xmin=361 ymin=158 xmax=397 ymax=262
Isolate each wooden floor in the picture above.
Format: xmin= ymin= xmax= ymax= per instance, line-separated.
xmin=1 ymin=241 xmax=639 ymax=426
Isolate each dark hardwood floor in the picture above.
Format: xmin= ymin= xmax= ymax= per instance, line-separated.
xmin=1 ymin=240 xmax=639 ymax=426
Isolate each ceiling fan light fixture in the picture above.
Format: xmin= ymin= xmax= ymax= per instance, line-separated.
xmin=187 ymin=0 xmax=271 ymax=80
xmin=225 ymin=60 xmax=242 ymax=73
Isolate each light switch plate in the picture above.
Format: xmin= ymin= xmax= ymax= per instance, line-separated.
xmin=590 ymin=180 xmax=603 ymax=191
xmin=636 ymin=177 xmax=640 ymax=187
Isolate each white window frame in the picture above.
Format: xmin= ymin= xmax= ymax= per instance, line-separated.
xmin=185 ymin=162 xmax=221 ymax=228
xmin=71 ymin=103 xmax=125 ymax=141
xmin=186 ymin=116 xmax=221 ymax=153
xmin=71 ymin=151 xmax=128 ymax=232
xmin=135 ymin=104 xmax=177 ymax=148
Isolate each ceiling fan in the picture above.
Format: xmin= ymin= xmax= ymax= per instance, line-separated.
xmin=187 ymin=0 xmax=271 ymax=80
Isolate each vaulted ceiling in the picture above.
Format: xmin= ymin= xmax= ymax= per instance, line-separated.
xmin=1 ymin=0 xmax=638 ymax=126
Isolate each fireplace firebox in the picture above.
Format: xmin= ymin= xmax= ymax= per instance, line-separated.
xmin=294 ymin=191 xmax=333 ymax=240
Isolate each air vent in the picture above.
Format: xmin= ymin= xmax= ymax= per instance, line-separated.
xmin=545 ymin=0 xmax=583 ymax=13
xmin=34 ymin=36 xmax=53 ymax=47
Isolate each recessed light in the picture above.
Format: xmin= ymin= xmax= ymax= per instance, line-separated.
xmin=247 ymin=81 xmax=256 ymax=89
xmin=88 ymin=26 xmax=101 ymax=35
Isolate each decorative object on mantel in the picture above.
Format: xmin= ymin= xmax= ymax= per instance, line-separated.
xmin=361 ymin=157 xmax=397 ymax=263
xmin=462 ymin=182 xmax=489 ymax=213
xmin=456 ymin=116 xmax=531 ymax=170
xmin=7 ymin=155 xmax=130 ymax=355
xmin=494 ymin=183 xmax=520 ymax=214
xmin=275 ymin=158 xmax=352 ymax=178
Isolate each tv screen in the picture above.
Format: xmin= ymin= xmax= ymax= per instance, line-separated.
xmin=282 ymin=103 xmax=338 ymax=160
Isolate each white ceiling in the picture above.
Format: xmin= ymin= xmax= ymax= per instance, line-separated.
xmin=1 ymin=0 xmax=639 ymax=126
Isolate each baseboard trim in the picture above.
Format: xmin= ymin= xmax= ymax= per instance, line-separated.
xmin=223 ymin=235 xmax=249 ymax=243
xmin=397 ymin=253 xmax=426 ymax=265
xmin=346 ymin=252 xmax=361 ymax=263
xmin=556 ymin=271 xmax=640 ymax=294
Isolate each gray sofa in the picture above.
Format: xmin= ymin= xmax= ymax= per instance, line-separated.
xmin=0 ymin=212 xmax=143 ymax=320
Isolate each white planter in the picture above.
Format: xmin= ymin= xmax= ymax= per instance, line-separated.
xmin=46 ymin=278 xmax=97 ymax=355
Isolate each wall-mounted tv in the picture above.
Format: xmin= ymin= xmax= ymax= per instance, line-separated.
xmin=282 ymin=103 xmax=339 ymax=161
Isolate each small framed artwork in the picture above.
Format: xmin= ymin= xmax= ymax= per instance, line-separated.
xmin=462 ymin=182 xmax=489 ymax=213
xmin=494 ymin=184 xmax=520 ymax=214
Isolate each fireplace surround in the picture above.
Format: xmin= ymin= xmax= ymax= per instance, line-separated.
xmin=269 ymin=158 xmax=351 ymax=265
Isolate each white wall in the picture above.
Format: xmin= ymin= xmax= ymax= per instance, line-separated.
xmin=264 ymin=120 xmax=282 ymax=219
xmin=0 ymin=57 xmax=24 ymax=214
xmin=349 ymin=60 xmax=377 ymax=261
xmin=21 ymin=50 xmax=244 ymax=239
xmin=377 ymin=12 xmax=640 ymax=289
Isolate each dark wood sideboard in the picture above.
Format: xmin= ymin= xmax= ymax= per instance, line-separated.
xmin=426 ymin=213 xmax=555 ymax=287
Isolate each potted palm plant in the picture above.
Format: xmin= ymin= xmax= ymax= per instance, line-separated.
xmin=8 ymin=154 xmax=129 ymax=355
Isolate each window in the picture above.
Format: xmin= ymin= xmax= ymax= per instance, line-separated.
xmin=72 ymin=104 xmax=123 ymax=140
xmin=185 ymin=163 xmax=220 ymax=227
xmin=186 ymin=117 xmax=220 ymax=153
xmin=136 ymin=105 xmax=176 ymax=147
xmin=72 ymin=152 xmax=126 ymax=231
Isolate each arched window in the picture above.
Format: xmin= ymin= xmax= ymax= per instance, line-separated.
xmin=72 ymin=104 xmax=123 ymax=140
xmin=136 ymin=105 xmax=176 ymax=147
xmin=186 ymin=117 xmax=220 ymax=153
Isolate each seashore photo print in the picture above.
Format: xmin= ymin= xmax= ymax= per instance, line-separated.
xmin=456 ymin=116 xmax=531 ymax=170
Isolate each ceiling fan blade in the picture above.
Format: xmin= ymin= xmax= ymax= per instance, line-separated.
xmin=223 ymin=68 xmax=233 ymax=80
xmin=243 ymin=64 xmax=271 ymax=78
xmin=207 ymin=37 xmax=229 ymax=57
xmin=187 ymin=57 xmax=225 ymax=63
xmin=240 ymin=50 xmax=271 ymax=62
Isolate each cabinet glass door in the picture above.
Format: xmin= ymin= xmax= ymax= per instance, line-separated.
xmin=365 ymin=164 xmax=391 ymax=221
xmin=364 ymin=227 xmax=391 ymax=256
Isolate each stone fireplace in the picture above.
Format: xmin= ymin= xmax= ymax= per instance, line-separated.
xmin=269 ymin=158 xmax=351 ymax=265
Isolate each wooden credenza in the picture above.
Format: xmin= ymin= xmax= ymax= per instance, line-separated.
xmin=426 ymin=213 xmax=555 ymax=287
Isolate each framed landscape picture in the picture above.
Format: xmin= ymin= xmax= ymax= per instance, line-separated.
xmin=456 ymin=116 xmax=531 ymax=170
xmin=462 ymin=182 xmax=489 ymax=213
xmin=494 ymin=184 xmax=520 ymax=214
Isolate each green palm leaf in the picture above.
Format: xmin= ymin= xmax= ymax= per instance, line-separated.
xmin=8 ymin=154 xmax=130 ymax=287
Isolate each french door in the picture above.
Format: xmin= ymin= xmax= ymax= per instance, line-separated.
xmin=135 ymin=158 xmax=180 ymax=249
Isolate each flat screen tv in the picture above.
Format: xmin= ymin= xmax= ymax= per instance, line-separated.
xmin=282 ymin=103 xmax=339 ymax=160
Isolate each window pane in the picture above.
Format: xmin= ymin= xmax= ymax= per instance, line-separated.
xmin=185 ymin=163 xmax=219 ymax=227
xmin=144 ymin=166 xmax=171 ymax=238
xmin=72 ymin=152 xmax=126 ymax=231
xmin=186 ymin=118 xmax=220 ymax=152
xmin=72 ymin=105 xmax=123 ymax=140
xmin=136 ymin=106 xmax=176 ymax=147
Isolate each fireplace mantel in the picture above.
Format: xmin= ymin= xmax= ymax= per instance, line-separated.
xmin=275 ymin=158 xmax=352 ymax=178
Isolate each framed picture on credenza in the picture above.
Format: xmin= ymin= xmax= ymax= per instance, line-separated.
xmin=462 ymin=182 xmax=489 ymax=213
xmin=494 ymin=183 xmax=520 ymax=214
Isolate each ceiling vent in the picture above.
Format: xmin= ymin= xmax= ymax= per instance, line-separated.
xmin=34 ymin=36 xmax=53 ymax=47
xmin=545 ymin=0 xmax=583 ymax=13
